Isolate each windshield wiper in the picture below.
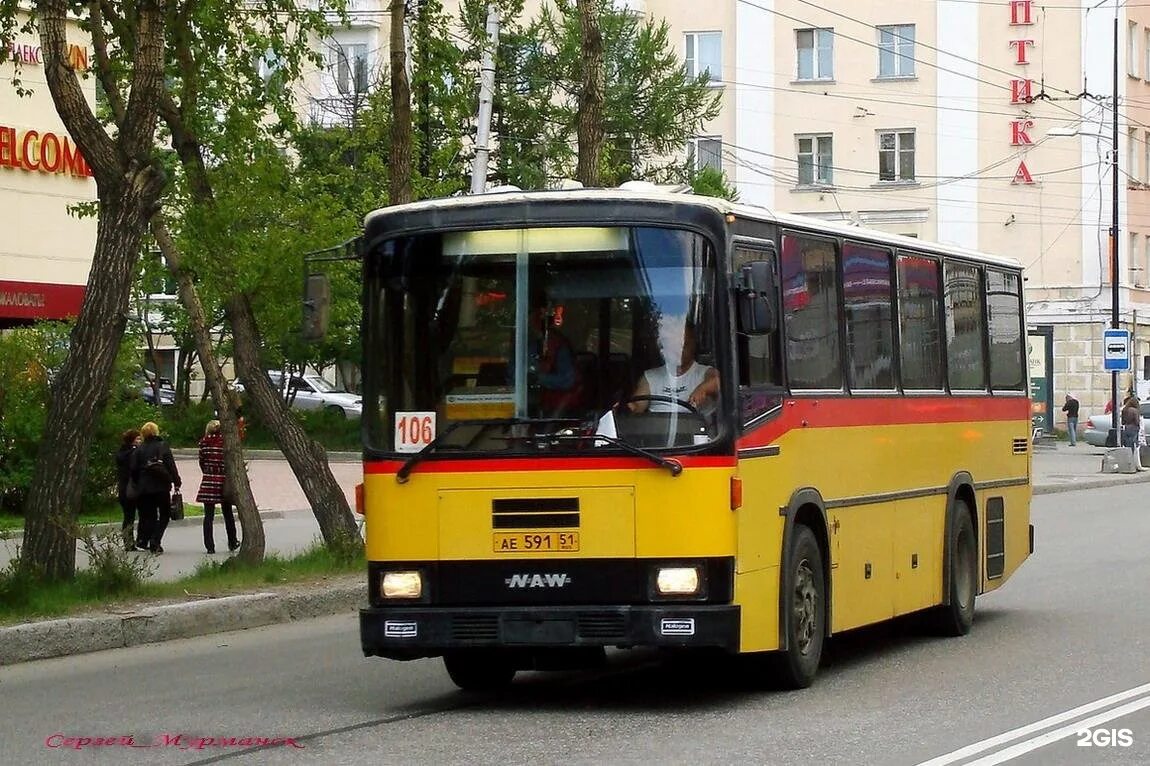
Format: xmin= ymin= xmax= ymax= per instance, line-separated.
xmin=535 ymin=433 xmax=684 ymax=477
xmin=395 ymin=417 xmax=579 ymax=483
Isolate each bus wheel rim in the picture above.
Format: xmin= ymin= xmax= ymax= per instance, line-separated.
xmin=793 ymin=559 xmax=818 ymax=655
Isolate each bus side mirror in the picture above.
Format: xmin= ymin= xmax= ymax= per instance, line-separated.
xmin=739 ymin=261 xmax=777 ymax=335
xmin=302 ymin=273 xmax=331 ymax=341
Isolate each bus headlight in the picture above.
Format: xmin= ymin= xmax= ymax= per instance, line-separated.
xmin=656 ymin=566 xmax=701 ymax=596
xmin=381 ymin=571 xmax=423 ymax=599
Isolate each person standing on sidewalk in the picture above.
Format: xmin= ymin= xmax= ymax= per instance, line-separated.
xmin=115 ymin=429 xmax=141 ymax=550
xmin=130 ymin=421 xmax=181 ymax=554
xmin=196 ymin=420 xmax=239 ymax=554
xmin=1061 ymin=394 xmax=1080 ymax=446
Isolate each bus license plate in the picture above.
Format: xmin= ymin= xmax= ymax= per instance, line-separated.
xmin=493 ymin=531 xmax=580 ymax=553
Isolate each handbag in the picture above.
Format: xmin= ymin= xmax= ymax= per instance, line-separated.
xmin=221 ymin=474 xmax=234 ymax=503
xmin=169 ymin=490 xmax=185 ymax=521
xmin=125 ymin=478 xmax=139 ymax=501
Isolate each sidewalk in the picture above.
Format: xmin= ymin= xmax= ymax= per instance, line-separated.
xmin=1029 ymin=440 xmax=1150 ymax=494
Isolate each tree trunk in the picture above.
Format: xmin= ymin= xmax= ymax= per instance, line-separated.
xmin=152 ymin=219 xmax=267 ymax=563
xmin=390 ymin=0 xmax=414 ymax=205
xmin=157 ymin=93 xmax=360 ymax=554
xmin=21 ymin=187 xmax=163 ymax=579
xmin=227 ymin=296 xmax=362 ymax=549
xmin=21 ymin=0 xmax=168 ymax=580
xmin=575 ymin=0 xmax=605 ymax=187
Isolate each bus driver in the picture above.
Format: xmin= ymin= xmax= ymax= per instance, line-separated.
xmin=629 ymin=323 xmax=718 ymax=414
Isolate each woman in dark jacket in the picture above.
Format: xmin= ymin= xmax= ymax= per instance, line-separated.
xmin=115 ymin=429 xmax=140 ymax=551
xmin=129 ymin=421 xmax=181 ymax=554
xmin=196 ymin=420 xmax=238 ymax=554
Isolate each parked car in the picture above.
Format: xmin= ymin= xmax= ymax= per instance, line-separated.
xmin=267 ymin=371 xmax=362 ymax=419
xmin=1083 ymin=400 xmax=1150 ymax=446
xmin=138 ymin=370 xmax=175 ymax=406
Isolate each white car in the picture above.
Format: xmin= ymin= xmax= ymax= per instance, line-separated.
xmin=267 ymin=371 xmax=362 ymax=419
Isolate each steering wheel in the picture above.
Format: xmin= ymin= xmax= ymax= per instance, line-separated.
xmin=615 ymin=394 xmax=700 ymax=415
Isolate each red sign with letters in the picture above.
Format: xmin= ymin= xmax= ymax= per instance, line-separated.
xmin=0 ymin=125 xmax=93 ymax=178
xmin=1009 ymin=0 xmax=1036 ymax=184
xmin=0 ymin=280 xmax=85 ymax=321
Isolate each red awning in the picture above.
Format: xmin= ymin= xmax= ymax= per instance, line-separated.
xmin=0 ymin=279 xmax=85 ymax=321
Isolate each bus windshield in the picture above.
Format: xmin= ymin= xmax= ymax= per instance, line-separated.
xmin=366 ymin=225 xmax=721 ymax=455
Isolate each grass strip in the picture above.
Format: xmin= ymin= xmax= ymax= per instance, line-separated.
xmin=0 ymin=542 xmax=360 ymax=626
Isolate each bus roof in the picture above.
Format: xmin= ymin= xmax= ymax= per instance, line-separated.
xmin=365 ymin=188 xmax=1023 ymax=271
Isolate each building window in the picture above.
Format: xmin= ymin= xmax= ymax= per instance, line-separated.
xmin=1145 ymin=29 xmax=1150 ymax=77
xmin=986 ymin=270 xmax=1025 ymax=391
xmin=1131 ymin=232 xmax=1140 ymax=284
xmin=878 ymin=130 xmax=915 ymax=182
xmin=796 ymin=28 xmax=833 ymax=80
xmin=797 ymin=134 xmax=833 ymax=186
xmin=1129 ymin=21 xmax=1139 ymax=78
xmin=843 ymin=242 xmax=895 ymax=390
xmin=877 ymin=24 xmax=915 ymax=78
xmin=1129 ymin=128 xmax=1141 ymax=183
xmin=685 ymin=32 xmax=722 ymax=82
xmin=688 ymin=136 xmax=723 ymax=173
xmin=334 ymin=42 xmax=368 ymax=94
xmin=781 ymin=233 xmax=842 ymax=390
xmin=897 ymin=253 xmax=943 ymax=390
xmin=943 ymin=261 xmax=987 ymax=390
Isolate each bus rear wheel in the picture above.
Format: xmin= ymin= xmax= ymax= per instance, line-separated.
xmin=928 ymin=503 xmax=977 ymax=636
xmin=443 ymin=651 xmax=517 ymax=691
xmin=754 ymin=524 xmax=825 ymax=690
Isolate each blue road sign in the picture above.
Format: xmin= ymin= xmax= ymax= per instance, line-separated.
xmin=1104 ymin=328 xmax=1131 ymax=371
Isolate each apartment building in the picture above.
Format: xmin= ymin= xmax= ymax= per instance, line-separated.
xmin=0 ymin=15 xmax=97 ymax=329
xmin=295 ymin=1 xmax=1150 ymax=423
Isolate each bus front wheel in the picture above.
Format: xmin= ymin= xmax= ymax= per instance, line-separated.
xmin=929 ymin=503 xmax=977 ymax=636
xmin=443 ymin=651 xmax=517 ymax=691
xmin=757 ymin=524 xmax=825 ymax=690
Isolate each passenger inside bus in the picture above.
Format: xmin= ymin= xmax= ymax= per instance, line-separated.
xmin=628 ymin=323 xmax=719 ymax=414
xmin=521 ymin=303 xmax=583 ymax=417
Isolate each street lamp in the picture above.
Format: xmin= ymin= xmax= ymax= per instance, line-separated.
xmin=1044 ymin=15 xmax=1121 ymax=447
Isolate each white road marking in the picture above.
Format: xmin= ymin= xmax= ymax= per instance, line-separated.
xmin=914 ymin=680 xmax=1150 ymax=766
xmin=960 ymin=695 xmax=1150 ymax=766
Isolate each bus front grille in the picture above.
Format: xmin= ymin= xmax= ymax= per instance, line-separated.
xmin=451 ymin=615 xmax=499 ymax=641
xmin=577 ymin=612 xmax=627 ymax=640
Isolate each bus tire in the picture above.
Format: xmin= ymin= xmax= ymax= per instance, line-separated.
xmin=767 ymin=524 xmax=826 ymax=689
xmin=929 ymin=502 xmax=977 ymax=636
xmin=443 ymin=651 xmax=516 ymax=691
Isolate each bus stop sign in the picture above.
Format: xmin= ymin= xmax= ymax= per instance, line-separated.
xmin=1103 ymin=329 xmax=1131 ymax=371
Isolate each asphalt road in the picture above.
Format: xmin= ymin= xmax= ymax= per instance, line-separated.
xmin=2 ymin=485 xmax=1149 ymax=766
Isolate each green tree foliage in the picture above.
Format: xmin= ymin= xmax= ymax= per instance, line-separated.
xmin=0 ymin=325 xmax=155 ymax=518
xmin=690 ymin=165 xmax=740 ymax=201
xmin=463 ymin=0 xmax=722 ymax=189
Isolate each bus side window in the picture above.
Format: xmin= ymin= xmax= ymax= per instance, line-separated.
xmin=734 ymin=245 xmax=783 ymax=423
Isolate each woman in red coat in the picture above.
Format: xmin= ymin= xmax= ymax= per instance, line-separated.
xmin=196 ymin=420 xmax=239 ymax=553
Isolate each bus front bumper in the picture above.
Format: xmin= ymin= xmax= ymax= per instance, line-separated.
xmin=360 ymin=604 xmax=740 ymax=660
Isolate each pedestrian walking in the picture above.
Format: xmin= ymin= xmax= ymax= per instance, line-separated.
xmin=129 ymin=421 xmax=181 ymax=554
xmin=115 ymin=429 xmax=141 ymax=551
xmin=1061 ymin=393 xmax=1080 ymax=446
xmin=196 ymin=420 xmax=239 ymax=554
xmin=1120 ymin=396 xmax=1143 ymax=469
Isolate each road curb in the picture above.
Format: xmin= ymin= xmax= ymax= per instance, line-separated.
xmin=0 ymin=583 xmax=365 ymax=666
xmin=1033 ymin=471 xmax=1150 ymax=495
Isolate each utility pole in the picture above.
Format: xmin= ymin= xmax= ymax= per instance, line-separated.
xmin=1109 ymin=10 xmax=1121 ymax=446
xmin=470 ymin=5 xmax=500 ymax=194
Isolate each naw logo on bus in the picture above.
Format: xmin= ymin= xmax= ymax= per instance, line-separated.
xmin=505 ymin=573 xmax=572 ymax=588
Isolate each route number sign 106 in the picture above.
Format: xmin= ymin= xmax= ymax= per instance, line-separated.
xmin=394 ymin=412 xmax=436 ymax=453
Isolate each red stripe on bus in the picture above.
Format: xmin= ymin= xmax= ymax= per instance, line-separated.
xmin=364 ymin=455 xmax=737 ymax=474
xmin=737 ymin=395 xmax=1031 ymax=449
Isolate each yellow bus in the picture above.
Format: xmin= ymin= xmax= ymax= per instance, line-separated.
xmin=347 ymin=188 xmax=1034 ymax=690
